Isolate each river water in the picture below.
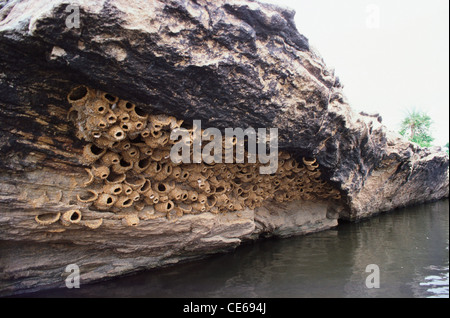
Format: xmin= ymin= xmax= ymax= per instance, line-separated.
xmin=28 ymin=199 xmax=449 ymax=298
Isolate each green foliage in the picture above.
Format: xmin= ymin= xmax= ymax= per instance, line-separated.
xmin=444 ymin=142 xmax=449 ymax=154
xmin=399 ymin=110 xmax=434 ymax=147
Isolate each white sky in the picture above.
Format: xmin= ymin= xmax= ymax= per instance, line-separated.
xmin=260 ymin=0 xmax=449 ymax=147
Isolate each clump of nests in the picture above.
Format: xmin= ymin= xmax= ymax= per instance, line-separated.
xmin=67 ymin=85 xmax=341 ymax=222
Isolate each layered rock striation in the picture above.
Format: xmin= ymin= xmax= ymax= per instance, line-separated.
xmin=0 ymin=0 xmax=448 ymax=295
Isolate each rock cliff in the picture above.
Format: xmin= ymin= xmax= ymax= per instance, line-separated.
xmin=0 ymin=0 xmax=448 ymax=296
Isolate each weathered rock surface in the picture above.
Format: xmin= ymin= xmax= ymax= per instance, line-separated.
xmin=0 ymin=201 xmax=339 ymax=295
xmin=0 ymin=0 xmax=448 ymax=296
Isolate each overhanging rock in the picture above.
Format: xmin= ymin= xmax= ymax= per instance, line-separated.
xmin=0 ymin=0 xmax=448 ymax=296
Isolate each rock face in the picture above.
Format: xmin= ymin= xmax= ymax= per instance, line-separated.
xmin=0 ymin=0 xmax=448 ymax=296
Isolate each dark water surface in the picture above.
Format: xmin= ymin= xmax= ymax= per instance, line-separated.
xmin=28 ymin=199 xmax=449 ymax=298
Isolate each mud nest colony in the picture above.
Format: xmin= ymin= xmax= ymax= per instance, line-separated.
xmin=59 ymin=85 xmax=340 ymax=226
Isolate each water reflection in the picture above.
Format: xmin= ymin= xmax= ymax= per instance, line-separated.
xmin=27 ymin=199 xmax=449 ymax=298
xmin=419 ymin=265 xmax=449 ymax=298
